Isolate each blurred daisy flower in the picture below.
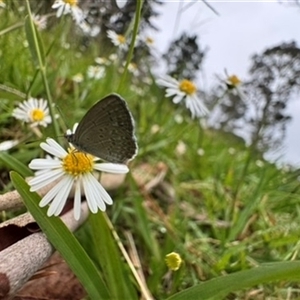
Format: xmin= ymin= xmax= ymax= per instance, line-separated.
xmin=127 ymin=62 xmax=139 ymax=76
xmin=197 ymin=148 xmax=205 ymax=156
xmin=78 ymin=21 xmax=100 ymax=37
xmin=226 ymin=74 xmax=241 ymax=88
xmin=107 ymin=30 xmax=128 ymax=50
xmin=32 ymin=14 xmax=47 ymax=30
xmin=175 ymin=140 xmax=187 ymax=156
xmin=157 ymin=75 xmax=209 ymax=118
xmin=0 ymin=0 xmax=5 ymax=8
xmin=217 ymin=72 xmax=245 ymax=97
xmin=87 ymin=65 xmax=106 ymax=80
xmin=28 ymin=135 xmax=129 ymax=220
xmin=138 ymin=35 xmax=155 ymax=49
xmin=165 ymin=252 xmax=182 ymax=271
xmin=255 ymin=160 xmax=264 ymax=168
xmin=72 ymin=73 xmax=84 ymax=83
xmin=109 ymin=53 xmax=118 ymax=62
xmin=52 ymin=0 xmax=83 ymax=23
xmin=145 ymin=36 xmax=154 ymax=47
xmin=95 ymin=57 xmax=109 ymax=65
xmin=12 ymin=98 xmax=52 ymax=127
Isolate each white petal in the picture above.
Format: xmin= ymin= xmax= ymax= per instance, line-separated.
xmin=39 ymin=176 xmax=70 ymax=207
xmin=156 ymin=76 xmax=179 ymax=88
xmin=173 ymin=94 xmax=184 ymax=104
xmin=165 ymin=88 xmax=181 ymax=97
xmin=56 ymin=5 xmax=65 ymax=17
xmin=41 ymin=138 xmax=67 ymax=158
xmin=48 ymin=176 xmax=73 ymax=217
xmin=87 ymin=174 xmax=113 ymax=206
xmin=71 ymin=6 xmax=84 ymax=24
xmin=29 ymin=168 xmax=64 ymax=191
xmin=94 ymin=163 xmax=129 ymax=173
xmin=116 ymin=0 xmax=128 ymax=9
xmin=86 ymin=175 xmax=106 ymax=211
xmin=52 ymin=1 xmax=61 ymax=9
xmin=82 ymin=175 xmax=98 ymax=213
xmin=73 ymin=179 xmax=82 ymax=220
xmin=29 ymin=158 xmax=62 ymax=170
xmin=0 ymin=140 xmax=19 ymax=151
xmin=187 ymin=95 xmax=209 ymax=117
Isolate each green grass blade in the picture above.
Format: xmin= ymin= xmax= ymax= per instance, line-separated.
xmin=132 ymin=195 xmax=161 ymax=261
xmin=24 ymin=15 xmax=45 ymax=67
xmin=90 ymin=213 xmax=138 ymax=300
xmin=166 ymin=261 xmax=300 ymax=300
xmin=10 ymin=171 xmax=110 ymax=299
xmin=0 ymin=152 xmax=33 ymax=177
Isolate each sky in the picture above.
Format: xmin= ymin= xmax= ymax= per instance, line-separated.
xmin=152 ymin=1 xmax=300 ymax=166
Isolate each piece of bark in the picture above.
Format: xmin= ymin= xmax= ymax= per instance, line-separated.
xmin=15 ymin=251 xmax=86 ymax=300
xmin=0 ymin=203 xmax=89 ymax=299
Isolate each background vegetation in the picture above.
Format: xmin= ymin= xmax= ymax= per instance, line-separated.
xmin=1 ymin=0 xmax=300 ymax=299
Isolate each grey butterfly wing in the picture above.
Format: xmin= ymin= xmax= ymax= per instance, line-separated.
xmin=72 ymin=94 xmax=137 ymax=163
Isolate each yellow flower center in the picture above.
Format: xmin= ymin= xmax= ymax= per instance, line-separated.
xmin=165 ymin=252 xmax=182 ymax=271
xmin=117 ymin=35 xmax=126 ymax=44
xmin=64 ymin=0 xmax=78 ymax=6
xmin=30 ymin=109 xmax=45 ymax=122
xmin=62 ymin=150 xmax=94 ymax=176
xmin=179 ymin=79 xmax=197 ymax=95
xmin=227 ymin=75 xmax=241 ymax=87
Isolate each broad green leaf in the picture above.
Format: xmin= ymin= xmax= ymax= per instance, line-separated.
xmin=10 ymin=171 xmax=110 ymax=299
xmin=167 ymin=261 xmax=300 ymax=300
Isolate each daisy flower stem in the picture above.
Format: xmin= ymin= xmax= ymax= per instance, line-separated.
xmin=25 ymin=0 xmax=60 ymax=139
xmin=117 ymin=0 xmax=143 ymax=93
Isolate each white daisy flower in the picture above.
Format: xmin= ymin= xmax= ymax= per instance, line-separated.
xmin=12 ymin=98 xmax=52 ymax=127
xmin=52 ymin=0 xmax=84 ymax=24
xmin=28 ymin=137 xmax=129 ymax=220
xmin=156 ymin=75 xmax=209 ymax=118
xmin=87 ymin=65 xmax=106 ymax=80
xmin=107 ymin=30 xmax=128 ymax=50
